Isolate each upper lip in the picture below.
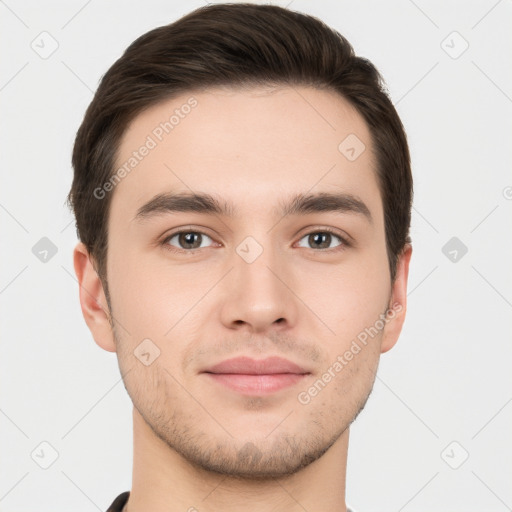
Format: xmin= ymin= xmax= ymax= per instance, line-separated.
xmin=203 ymin=356 xmax=310 ymax=375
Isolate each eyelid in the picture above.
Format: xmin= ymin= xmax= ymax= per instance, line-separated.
xmin=161 ymin=226 xmax=218 ymax=252
xmin=161 ymin=225 xmax=353 ymax=253
xmin=294 ymin=227 xmax=352 ymax=252
xmin=295 ymin=225 xmax=353 ymax=245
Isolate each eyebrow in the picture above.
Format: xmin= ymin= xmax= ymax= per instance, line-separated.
xmin=133 ymin=190 xmax=372 ymax=224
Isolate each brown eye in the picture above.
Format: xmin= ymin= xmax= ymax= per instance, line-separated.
xmin=164 ymin=231 xmax=214 ymax=251
xmin=297 ymin=230 xmax=346 ymax=250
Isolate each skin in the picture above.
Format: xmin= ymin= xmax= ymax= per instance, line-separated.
xmin=74 ymin=85 xmax=412 ymax=512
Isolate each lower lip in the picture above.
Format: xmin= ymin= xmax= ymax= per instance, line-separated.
xmin=204 ymin=373 xmax=308 ymax=395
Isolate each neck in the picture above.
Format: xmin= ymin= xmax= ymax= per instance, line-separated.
xmin=124 ymin=407 xmax=349 ymax=512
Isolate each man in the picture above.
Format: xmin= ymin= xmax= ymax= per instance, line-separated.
xmin=68 ymin=3 xmax=413 ymax=511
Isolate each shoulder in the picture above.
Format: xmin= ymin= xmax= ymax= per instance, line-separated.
xmin=105 ymin=491 xmax=130 ymax=512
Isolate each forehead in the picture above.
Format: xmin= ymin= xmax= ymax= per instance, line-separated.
xmin=109 ymin=85 xmax=381 ymax=226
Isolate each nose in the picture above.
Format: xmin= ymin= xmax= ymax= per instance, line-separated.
xmin=218 ymin=239 xmax=300 ymax=334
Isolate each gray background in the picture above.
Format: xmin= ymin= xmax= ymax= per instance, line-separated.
xmin=1 ymin=0 xmax=511 ymax=510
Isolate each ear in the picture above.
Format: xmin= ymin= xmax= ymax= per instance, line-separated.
xmin=73 ymin=242 xmax=116 ymax=352
xmin=380 ymin=244 xmax=413 ymax=354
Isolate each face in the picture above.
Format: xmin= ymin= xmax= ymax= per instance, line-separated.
xmin=77 ymin=85 xmax=411 ymax=478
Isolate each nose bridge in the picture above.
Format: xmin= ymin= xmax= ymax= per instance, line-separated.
xmin=235 ymin=232 xmax=284 ymax=301
xmin=219 ymin=231 xmax=297 ymax=331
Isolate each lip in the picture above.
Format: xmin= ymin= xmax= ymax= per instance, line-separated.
xmin=202 ymin=356 xmax=310 ymax=395
xmin=204 ymin=356 xmax=309 ymax=375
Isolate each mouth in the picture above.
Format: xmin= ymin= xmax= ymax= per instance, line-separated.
xmin=201 ymin=356 xmax=311 ymax=395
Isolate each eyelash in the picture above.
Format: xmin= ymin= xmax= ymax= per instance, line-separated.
xmin=161 ymin=227 xmax=351 ymax=254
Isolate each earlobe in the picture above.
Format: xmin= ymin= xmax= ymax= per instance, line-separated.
xmin=380 ymin=244 xmax=413 ymax=354
xmin=73 ymin=242 xmax=117 ymax=353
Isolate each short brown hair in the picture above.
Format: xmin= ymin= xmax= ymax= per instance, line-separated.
xmin=67 ymin=2 xmax=412 ymax=293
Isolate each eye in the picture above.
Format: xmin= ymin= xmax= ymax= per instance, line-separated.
xmin=296 ymin=229 xmax=348 ymax=251
xmin=161 ymin=228 xmax=350 ymax=254
xmin=163 ymin=230 xmax=215 ymax=252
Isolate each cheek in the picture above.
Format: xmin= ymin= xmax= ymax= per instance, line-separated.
xmin=294 ymin=253 xmax=390 ymax=337
xmin=108 ymin=253 xmax=214 ymax=375
xmin=108 ymin=248 xmax=191 ymax=330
